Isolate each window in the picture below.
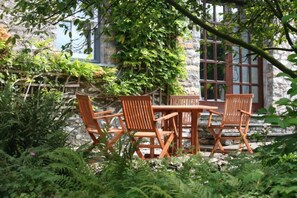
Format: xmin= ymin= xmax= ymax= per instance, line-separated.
xmin=54 ymin=10 xmax=101 ymax=62
xmin=199 ymin=2 xmax=263 ymax=111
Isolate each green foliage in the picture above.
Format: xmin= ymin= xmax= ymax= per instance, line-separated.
xmin=0 ymin=147 xmax=102 ymax=197
xmin=0 ymin=84 xmax=71 ymax=156
xmin=1 ymin=132 xmax=297 ymax=197
xmin=257 ymin=75 xmax=297 ymax=128
xmin=254 ymin=135 xmax=297 ymax=197
xmin=106 ymin=0 xmax=187 ymax=94
xmin=0 ymin=39 xmax=107 ymax=81
xmin=3 ymin=0 xmax=188 ymax=96
xmin=257 ymin=3 xmax=297 ymax=128
xmin=0 ymin=38 xmax=123 ymax=96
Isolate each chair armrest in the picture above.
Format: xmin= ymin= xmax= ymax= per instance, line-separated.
xmin=94 ymin=110 xmax=113 ymax=116
xmin=239 ymin=110 xmax=252 ymax=116
xmin=156 ymin=112 xmax=178 ymax=136
xmin=94 ymin=113 xmax=124 ymax=120
xmin=208 ymin=109 xmax=222 ymax=115
xmin=207 ymin=110 xmax=222 ymax=127
xmin=155 ymin=112 xmax=178 ymax=122
xmin=94 ymin=113 xmax=126 ymax=130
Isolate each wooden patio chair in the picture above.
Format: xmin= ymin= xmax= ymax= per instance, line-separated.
xmin=169 ymin=95 xmax=200 ymax=151
xmin=76 ymin=94 xmax=125 ymax=150
xmin=119 ymin=96 xmax=178 ymax=159
xmin=207 ymin=94 xmax=254 ymax=157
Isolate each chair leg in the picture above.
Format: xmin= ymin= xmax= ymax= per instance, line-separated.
xmin=136 ymin=150 xmax=145 ymax=159
xmin=106 ymin=132 xmax=125 ymax=152
xmin=88 ymin=133 xmax=99 ymax=145
xmin=239 ymin=127 xmax=253 ymax=154
xmin=131 ymin=137 xmax=145 ymax=159
xmin=150 ymin=137 xmax=155 ymax=158
xmin=242 ymin=136 xmax=253 ymax=154
xmin=208 ymin=128 xmax=224 ymax=150
xmin=210 ymin=136 xmax=224 ymax=157
xmin=159 ymin=134 xmax=174 ymax=158
xmin=208 ymin=128 xmax=225 ymax=157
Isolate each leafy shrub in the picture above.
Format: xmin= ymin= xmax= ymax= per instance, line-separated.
xmin=1 ymin=136 xmax=297 ymax=197
xmin=0 ymin=147 xmax=102 ymax=197
xmin=105 ymin=0 xmax=187 ymax=95
xmin=259 ymin=72 xmax=297 ymax=129
xmin=0 ymin=84 xmax=71 ymax=156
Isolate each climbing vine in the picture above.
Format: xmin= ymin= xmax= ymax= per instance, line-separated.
xmin=104 ymin=0 xmax=188 ymax=95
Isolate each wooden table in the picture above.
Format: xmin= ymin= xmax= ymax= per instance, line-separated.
xmin=153 ymin=105 xmax=218 ymax=154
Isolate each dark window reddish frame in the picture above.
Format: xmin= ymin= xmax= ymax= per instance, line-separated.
xmin=199 ymin=2 xmax=263 ymax=112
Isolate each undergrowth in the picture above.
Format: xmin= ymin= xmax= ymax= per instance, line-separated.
xmin=1 ymin=135 xmax=297 ymax=198
xmin=0 ymin=85 xmax=296 ymax=197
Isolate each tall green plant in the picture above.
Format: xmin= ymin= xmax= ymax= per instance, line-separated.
xmin=105 ymin=0 xmax=187 ymax=94
xmin=259 ymin=73 xmax=297 ymax=129
xmin=0 ymin=147 xmax=103 ymax=197
xmin=0 ymin=84 xmax=71 ymax=156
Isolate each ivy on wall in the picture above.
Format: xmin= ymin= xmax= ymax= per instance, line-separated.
xmin=0 ymin=28 xmax=119 ymax=96
xmin=104 ymin=0 xmax=188 ymax=95
xmin=1 ymin=0 xmax=189 ymax=97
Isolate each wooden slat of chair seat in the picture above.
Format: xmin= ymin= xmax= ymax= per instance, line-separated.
xmin=76 ymin=94 xmax=125 ymax=151
xmin=207 ymin=94 xmax=254 ymax=157
xmin=120 ymin=96 xmax=178 ymax=159
xmin=169 ymin=95 xmax=200 ymax=151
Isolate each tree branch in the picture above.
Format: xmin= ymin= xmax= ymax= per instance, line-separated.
xmin=164 ymin=0 xmax=297 ymax=78
xmin=263 ymin=47 xmax=295 ymax=52
xmin=264 ymin=0 xmax=297 ymax=53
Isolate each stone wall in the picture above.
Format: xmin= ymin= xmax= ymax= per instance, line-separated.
xmin=180 ymin=28 xmax=201 ymax=95
xmin=1 ymin=2 xmax=295 ymax=148
xmin=271 ymin=43 xmax=295 ymax=104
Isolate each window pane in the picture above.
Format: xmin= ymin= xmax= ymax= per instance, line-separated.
xmin=217 ymin=64 xmax=225 ymax=80
xmin=206 ymin=3 xmax=214 ymax=21
xmin=218 ymin=84 xmax=225 ymax=100
xmin=72 ymin=25 xmax=89 ymax=59
xmin=217 ymin=44 xmax=225 ymax=61
xmin=200 ymin=62 xmax=204 ymax=79
xmin=242 ymin=32 xmax=249 ymax=42
xmin=207 ymin=43 xmax=214 ymax=59
xmin=200 ymin=47 xmax=205 ymax=59
xmin=233 ymin=85 xmax=240 ymax=94
xmin=242 ymin=66 xmax=249 ymax=82
xmin=55 ymin=21 xmax=71 ymax=50
xmin=231 ymin=7 xmax=238 ymax=14
xmin=251 ymin=54 xmax=258 ymax=64
xmin=252 ymin=86 xmax=259 ymax=102
xmin=55 ymin=21 xmax=92 ymax=59
xmin=201 ymin=83 xmax=205 ymax=100
xmin=207 ymin=83 xmax=215 ymax=100
xmin=200 ymin=29 xmax=205 ymax=39
xmin=207 ymin=32 xmax=214 ymax=40
xmin=232 ymin=46 xmax=239 ymax=63
xmin=242 ymin=48 xmax=249 ymax=63
xmin=207 ymin=63 xmax=215 ymax=80
xmin=216 ymin=5 xmax=224 ymax=22
xmin=242 ymin=85 xmax=249 ymax=93
xmin=251 ymin=67 xmax=258 ymax=83
xmin=233 ymin=65 xmax=240 ymax=82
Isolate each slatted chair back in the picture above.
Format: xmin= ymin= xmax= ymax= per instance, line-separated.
xmin=76 ymin=94 xmax=98 ymax=130
xmin=222 ymin=94 xmax=253 ymax=125
xmin=76 ymin=94 xmax=125 ymax=148
xmin=120 ymin=96 xmax=155 ymax=131
xmin=119 ymin=95 xmax=178 ymax=159
xmin=170 ymin=95 xmax=200 ymax=126
xmin=207 ymin=93 xmax=254 ymax=157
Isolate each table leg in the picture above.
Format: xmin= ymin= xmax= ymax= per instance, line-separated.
xmin=161 ymin=110 xmax=178 ymax=155
xmin=191 ymin=110 xmax=200 ymax=154
xmin=178 ymin=112 xmax=183 ymax=151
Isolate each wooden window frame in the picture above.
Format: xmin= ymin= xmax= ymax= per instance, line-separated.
xmin=199 ymin=1 xmax=263 ymax=112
